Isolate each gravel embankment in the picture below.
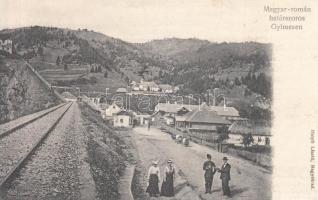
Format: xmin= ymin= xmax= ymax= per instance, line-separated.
xmin=4 ymin=103 xmax=93 ymax=200
xmin=0 ymin=103 xmax=70 ymax=183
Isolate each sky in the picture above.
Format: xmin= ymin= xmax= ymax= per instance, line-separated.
xmin=0 ymin=0 xmax=269 ymax=43
xmin=0 ymin=0 xmax=267 ymax=42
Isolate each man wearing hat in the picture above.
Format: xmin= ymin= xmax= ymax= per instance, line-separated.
xmin=218 ymin=157 xmax=231 ymax=197
xmin=202 ymin=154 xmax=216 ymax=194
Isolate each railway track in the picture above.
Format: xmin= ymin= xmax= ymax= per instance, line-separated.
xmin=0 ymin=103 xmax=67 ymax=139
xmin=0 ymin=102 xmax=73 ymax=191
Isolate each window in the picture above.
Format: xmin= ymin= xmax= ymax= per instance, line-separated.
xmin=120 ymin=119 xmax=123 ymax=123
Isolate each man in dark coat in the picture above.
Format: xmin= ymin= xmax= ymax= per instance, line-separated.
xmin=218 ymin=157 xmax=231 ymax=197
xmin=203 ymin=154 xmax=216 ymax=194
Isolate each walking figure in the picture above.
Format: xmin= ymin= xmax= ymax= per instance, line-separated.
xmin=146 ymin=161 xmax=160 ymax=197
xmin=148 ymin=121 xmax=151 ymax=131
xmin=203 ymin=154 xmax=216 ymax=194
xmin=160 ymin=159 xmax=175 ymax=197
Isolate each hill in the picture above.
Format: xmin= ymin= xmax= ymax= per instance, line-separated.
xmin=138 ymin=38 xmax=272 ymax=98
xmin=0 ymin=26 xmax=176 ymax=93
xmin=0 ymin=26 xmax=272 ymax=121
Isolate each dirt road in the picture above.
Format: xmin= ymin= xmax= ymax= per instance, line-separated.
xmin=133 ymin=126 xmax=271 ymax=200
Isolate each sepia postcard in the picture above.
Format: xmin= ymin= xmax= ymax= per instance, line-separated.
xmin=0 ymin=0 xmax=317 ymax=199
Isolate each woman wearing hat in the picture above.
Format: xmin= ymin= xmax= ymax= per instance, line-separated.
xmin=160 ymin=159 xmax=176 ymax=197
xmin=146 ymin=161 xmax=160 ymax=197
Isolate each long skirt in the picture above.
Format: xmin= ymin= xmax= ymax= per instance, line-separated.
xmin=146 ymin=174 xmax=159 ymax=196
xmin=160 ymin=173 xmax=174 ymax=197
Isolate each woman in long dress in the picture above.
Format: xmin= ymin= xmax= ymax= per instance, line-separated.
xmin=146 ymin=161 xmax=160 ymax=197
xmin=160 ymin=159 xmax=175 ymax=197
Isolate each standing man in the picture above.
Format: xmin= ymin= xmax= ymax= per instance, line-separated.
xmin=148 ymin=120 xmax=151 ymax=131
xmin=218 ymin=157 xmax=231 ymax=197
xmin=203 ymin=154 xmax=216 ymax=194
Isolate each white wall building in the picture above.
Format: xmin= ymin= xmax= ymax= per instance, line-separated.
xmin=139 ymin=79 xmax=160 ymax=92
xmin=0 ymin=39 xmax=13 ymax=54
xmin=114 ymin=111 xmax=132 ymax=127
xmin=105 ymin=103 xmax=122 ymax=117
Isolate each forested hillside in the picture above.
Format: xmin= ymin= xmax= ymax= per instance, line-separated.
xmin=0 ymin=26 xmax=272 ymax=121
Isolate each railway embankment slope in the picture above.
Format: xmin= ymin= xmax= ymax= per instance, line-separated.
xmin=0 ymin=55 xmax=61 ymax=124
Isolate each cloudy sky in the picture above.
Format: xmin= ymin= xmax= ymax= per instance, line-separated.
xmin=0 ymin=0 xmax=269 ymax=42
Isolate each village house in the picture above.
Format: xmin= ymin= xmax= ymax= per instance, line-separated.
xmin=88 ymin=93 xmax=101 ymax=106
xmin=116 ymin=87 xmax=128 ymax=93
xmin=158 ymin=84 xmax=174 ymax=93
xmin=179 ymin=105 xmax=231 ymax=142
xmin=209 ymin=105 xmax=240 ymax=121
xmin=153 ymin=102 xmax=189 ymax=126
xmin=181 ymin=103 xmax=240 ymax=120
xmin=130 ymin=81 xmax=140 ymax=91
xmin=104 ymin=102 xmax=122 ymax=118
xmin=113 ymin=110 xmax=133 ymax=127
xmin=227 ymin=120 xmax=271 ymax=146
xmin=0 ymin=39 xmax=13 ymax=54
xmin=139 ymin=79 xmax=160 ymax=92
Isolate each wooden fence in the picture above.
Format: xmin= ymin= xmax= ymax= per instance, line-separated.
xmin=226 ymin=148 xmax=271 ymax=168
xmin=160 ymin=123 xmax=271 ymax=168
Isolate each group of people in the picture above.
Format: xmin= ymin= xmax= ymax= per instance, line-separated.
xmin=146 ymin=154 xmax=232 ymax=198
xmin=146 ymin=159 xmax=176 ymax=197
xmin=203 ymin=154 xmax=232 ymax=197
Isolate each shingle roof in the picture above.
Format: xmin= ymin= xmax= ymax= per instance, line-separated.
xmin=158 ymin=84 xmax=173 ymax=90
xmin=209 ymin=106 xmax=239 ymax=117
xmin=155 ymin=103 xmax=239 ymax=118
xmin=116 ymin=110 xmax=133 ymax=116
xmin=116 ymin=88 xmax=127 ymax=93
xmin=180 ymin=104 xmax=240 ymax=118
xmin=229 ymin=121 xmax=271 ymax=136
xmin=140 ymin=81 xmax=158 ymax=87
xmin=156 ymin=103 xmax=189 ymax=114
xmin=183 ymin=106 xmax=231 ymax=124
xmin=229 ymin=121 xmax=252 ymax=134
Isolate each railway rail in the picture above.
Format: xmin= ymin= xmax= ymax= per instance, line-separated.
xmin=0 ymin=102 xmax=73 ymax=191
xmin=0 ymin=103 xmax=67 ymax=139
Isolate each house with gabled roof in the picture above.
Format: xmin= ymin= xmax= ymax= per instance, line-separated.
xmin=176 ymin=104 xmax=231 ymax=142
xmin=104 ymin=102 xmax=123 ymax=118
xmin=152 ymin=102 xmax=190 ymax=126
xmin=116 ymin=87 xmax=128 ymax=93
xmin=154 ymin=102 xmax=189 ymax=114
xmin=158 ymin=84 xmax=174 ymax=93
xmin=113 ymin=110 xmax=133 ymax=127
xmin=228 ymin=120 xmax=271 ymax=146
xmin=208 ymin=105 xmax=240 ymax=121
xmin=139 ymin=79 xmax=160 ymax=92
